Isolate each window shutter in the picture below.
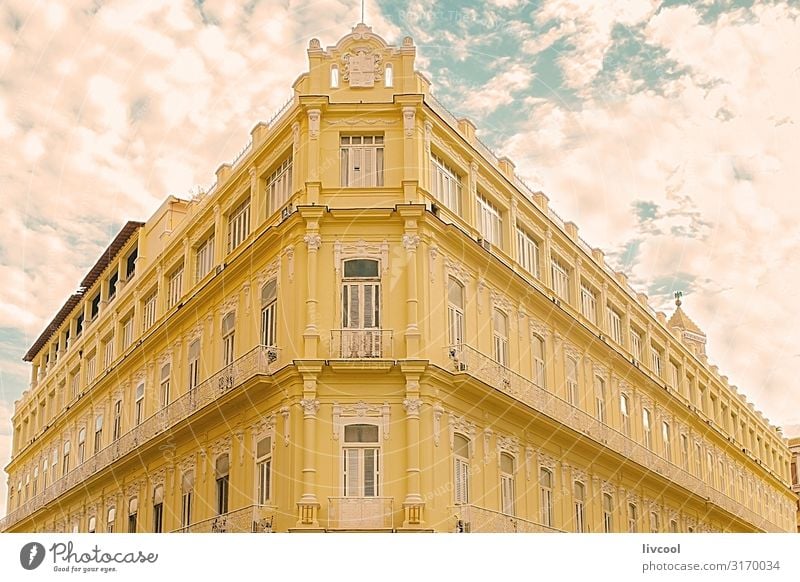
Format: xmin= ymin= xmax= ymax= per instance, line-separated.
xmin=345 ymin=448 xmax=360 ymax=497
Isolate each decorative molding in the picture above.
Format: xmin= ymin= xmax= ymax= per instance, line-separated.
xmin=210 ymin=436 xmax=232 ymax=457
xmin=304 ymin=233 xmax=322 ymax=251
xmin=221 ymin=291 xmax=238 ymax=316
xmin=496 ymin=435 xmax=519 ymax=468
xmin=333 ymin=239 xmax=389 ymax=274
xmin=326 ymin=118 xmax=399 ymax=126
xmin=342 ymin=46 xmax=383 ymax=87
xmin=428 ymin=245 xmax=438 ymax=283
xmin=601 ymin=480 xmax=616 ymax=496
xmin=292 ymin=121 xmax=300 ymax=153
xmin=255 ymin=258 xmax=281 ymax=287
xmin=332 ymin=401 xmax=391 ymax=440
xmin=433 ymin=403 xmax=444 ymax=446
xmin=537 ymin=450 xmax=556 ymax=472
xmin=443 ymin=257 xmax=472 ymax=284
xmin=448 ymin=413 xmax=477 ymax=452
xmin=424 ymin=120 xmax=432 ymax=152
xmin=431 ymin=136 xmax=468 ymax=169
xmin=402 ymin=233 xmax=420 ymax=252
xmin=483 ymin=428 xmax=493 ymax=463
xmin=300 ymin=398 xmax=320 ymax=418
xmin=402 ymin=398 xmax=422 ymax=418
xmin=529 ymin=317 xmax=549 ymax=338
xmin=489 ymin=289 xmax=513 ymax=314
xmin=525 ymin=447 xmax=534 ymax=480
xmin=283 ymin=245 xmax=295 ymax=283
xmin=402 ymin=106 xmax=415 ymax=137
xmin=563 ymin=341 xmax=582 ymax=361
xmin=280 ymin=406 xmax=290 ymax=445
xmin=307 ymin=109 xmax=321 ymax=139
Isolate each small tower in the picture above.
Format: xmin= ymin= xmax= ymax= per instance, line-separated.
xmin=668 ymin=291 xmax=707 ymax=357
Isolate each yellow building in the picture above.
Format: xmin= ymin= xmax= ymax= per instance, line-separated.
xmin=790 ymin=437 xmax=800 ymax=532
xmin=3 ymin=24 xmax=797 ymax=534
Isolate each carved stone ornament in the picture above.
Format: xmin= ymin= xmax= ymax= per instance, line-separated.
xmin=256 ymin=258 xmax=281 ymax=287
xmin=403 ymin=398 xmax=422 ymax=418
xmin=444 ymin=257 xmax=472 ymax=284
xmin=429 ymin=245 xmax=438 ymax=283
xmin=433 ymin=403 xmax=444 ymax=446
xmin=529 ymin=317 xmax=549 ymax=338
xmin=333 ymin=239 xmax=389 ymax=275
xmin=402 ymin=233 xmax=420 ymax=251
xmin=221 ymin=292 xmax=238 ymax=315
xmin=184 ymin=322 xmax=203 ymax=344
xmin=489 ymin=289 xmax=513 ymax=314
xmin=563 ymin=342 xmax=582 ymax=361
xmin=283 ymin=246 xmax=295 ymax=282
xmin=601 ymin=480 xmax=616 ymax=495
xmin=332 ymin=401 xmax=390 ymax=440
xmin=525 ymin=447 xmax=534 ymax=480
xmin=424 ymin=120 xmax=432 ymax=152
xmin=304 ymin=233 xmax=322 ymax=251
xmin=537 ymin=451 xmax=556 ymax=471
xmin=483 ymin=428 xmax=493 ymax=463
xmin=280 ymin=406 xmax=290 ymax=446
xmin=300 ymin=398 xmax=321 ymax=418
xmin=307 ymin=109 xmax=321 ymax=139
xmin=448 ymin=413 xmax=477 ymax=452
xmin=210 ymin=436 xmax=232 ymax=457
xmin=402 ymin=107 xmax=415 ymax=138
xmin=342 ymin=47 xmax=383 ymax=87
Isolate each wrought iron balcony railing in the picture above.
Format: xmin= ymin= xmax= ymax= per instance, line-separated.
xmin=450 ymin=504 xmax=564 ymax=533
xmin=330 ymin=328 xmax=392 ymax=359
xmin=327 ymin=497 xmax=394 ymax=530
xmin=171 ymin=504 xmax=275 ymax=533
xmin=445 ymin=344 xmax=785 ymax=533
xmin=1 ymin=345 xmax=280 ymax=532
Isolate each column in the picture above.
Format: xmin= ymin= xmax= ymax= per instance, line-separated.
xmin=296 ymin=369 xmax=321 ymax=528
xmin=300 ymin=207 xmax=324 ymax=358
xmin=213 ymin=203 xmax=223 ymax=264
xmin=401 ymin=367 xmax=425 ymax=528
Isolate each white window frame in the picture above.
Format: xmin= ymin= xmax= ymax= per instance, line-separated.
xmin=77 ymin=428 xmax=86 ymax=464
xmin=181 ymin=471 xmax=194 ymax=528
xmin=594 ymin=375 xmax=606 ymax=423
xmin=662 ymin=421 xmax=671 ymax=461
xmin=651 ymin=346 xmax=663 ymax=377
xmin=477 ymin=193 xmax=502 ymax=246
xmin=94 ymin=414 xmax=103 ymax=453
xmin=256 ymin=436 xmax=273 ymax=505
xmin=532 ymin=334 xmax=545 ymax=388
xmin=580 ymin=282 xmax=597 ymax=323
xmin=159 ymin=363 xmax=170 ymax=409
xmin=603 ymin=493 xmax=613 ymax=533
xmin=643 ymin=408 xmax=652 ymax=449
xmin=340 ymin=135 xmax=384 ymax=188
xmin=195 ymin=234 xmax=215 ymax=282
xmin=142 ymin=291 xmax=157 ymax=331
xmin=103 ymin=336 xmax=114 ymax=368
xmin=86 ymin=353 xmax=96 ymax=384
xmin=500 ymin=453 xmax=516 ymax=516
xmin=113 ymin=400 xmax=122 ymax=442
xmin=628 ymin=502 xmax=638 ymax=533
xmin=188 ymin=340 xmax=200 ymax=390
xmin=167 ymin=266 xmax=183 ymax=309
xmin=266 ymin=157 xmax=293 ymax=217
xmin=516 ymin=226 xmax=539 ymax=278
xmin=492 ymin=309 xmax=509 ymax=366
xmin=134 ymin=383 xmax=144 ymax=426
xmin=566 ymin=356 xmax=579 ymax=406
xmin=222 ymin=312 xmax=235 ymax=366
xmin=121 ymin=317 xmax=133 ymax=350
xmin=551 ymin=257 xmax=570 ymax=301
xmin=454 ymin=433 xmax=471 ymax=505
xmin=620 ymin=393 xmax=631 ymax=436
xmin=574 ymin=481 xmax=586 ymax=533
xmin=447 ymin=277 xmax=465 ymax=348
xmin=227 ymin=197 xmax=251 ymax=253
xmin=630 ymin=328 xmax=642 ymax=359
xmin=261 ymin=279 xmax=278 ymax=348
xmin=540 ymin=468 xmax=554 ymax=527
xmin=341 ymin=423 xmax=381 ymax=498
xmin=608 ymin=307 xmax=622 ymax=344
xmin=430 ymin=152 xmax=462 ymax=215
xmin=680 ymin=433 xmax=689 ymax=470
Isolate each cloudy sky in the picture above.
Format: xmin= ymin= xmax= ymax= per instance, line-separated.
xmin=1 ymin=0 xmax=799 ymax=517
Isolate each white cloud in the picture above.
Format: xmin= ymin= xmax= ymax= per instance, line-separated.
xmin=462 ymin=62 xmax=535 ymax=115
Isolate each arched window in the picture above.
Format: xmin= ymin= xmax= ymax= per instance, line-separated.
xmin=447 ymin=277 xmax=465 ymax=348
xmin=261 ymin=279 xmax=278 ymax=349
xmin=77 ymin=427 xmax=86 ymax=464
xmin=532 ymin=335 xmax=545 ymax=388
xmin=500 ymin=453 xmax=515 ymax=515
xmin=330 ymin=64 xmax=340 ymax=88
xmin=669 ymin=518 xmax=679 ymax=533
xmin=341 ymin=259 xmax=381 ymax=357
xmin=159 ymin=363 xmax=170 ymax=408
xmin=540 ymin=468 xmax=553 ymax=527
xmin=32 ymin=466 xmax=38 ymax=497
xmin=453 ymin=433 xmax=470 ymax=505
xmin=42 ymin=458 xmax=48 ymax=489
xmin=602 ymin=493 xmax=613 ymax=532
xmin=188 ymin=340 xmax=200 ymax=391
xmin=222 ymin=312 xmax=235 ymax=366
xmin=342 ymin=424 xmax=380 ymax=497
xmin=88 ymin=515 xmax=96 ymax=533
xmin=181 ymin=471 xmax=194 ymax=528
xmin=594 ymin=375 xmax=606 ymax=423
xmin=574 ymin=481 xmax=586 ymax=532
xmin=384 ymin=63 xmax=393 ymax=87
xmin=153 ymin=485 xmax=164 ymax=533
xmin=135 ymin=382 xmax=145 ymax=426
xmin=649 ymin=510 xmax=660 ymax=533
xmin=620 ymin=394 xmax=631 ymax=436
xmin=215 ymin=454 xmax=230 ymax=515
xmin=256 ymin=435 xmax=273 ymax=505
xmin=94 ymin=413 xmax=103 ymax=453
xmin=128 ymin=497 xmax=138 ymax=533
xmin=627 ymin=502 xmax=638 ymax=532
xmin=107 ymin=506 xmax=116 ymax=533
xmin=62 ymin=440 xmax=71 ymax=475
xmin=493 ymin=309 xmax=508 ymax=366
xmin=565 ymin=356 xmax=579 ymax=405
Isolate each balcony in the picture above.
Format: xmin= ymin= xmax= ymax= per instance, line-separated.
xmin=451 ymin=504 xmax=563 ymax=533
xmin=327 ymin=497 xmax=394 ymax=530
xmin=172 ymin=505 xmax=275 ymax=533
xmin=1 ymin=345 xmax=280 ymax=532
xmin=445 ymin=344 xmax=784 ymax=533
xmin=330 ymin=329 xmax=392 ymax=359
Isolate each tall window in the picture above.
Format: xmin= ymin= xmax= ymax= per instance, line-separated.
xmin=594 ymin=375 xmax=606 ymax=423
xmin=215 ymin=454 xmax=230 ymax=515
xmin=142 ymin=291 xmax=157 ymax=331
xmin=678 ymin=433 xmax=689 ymax=470
xmin=107 ymin=507 xmax=116 ymax=533
xmin=532 ymin=335 xmax=545 ymax=388
xmin=152 ymin=486 xmax=164 ymax=533
xmin=627 ymin=502 xmax=638 ymax=532
xmin=167 ymin=266 xmax=183 ymax=309
xmin=121 ymin=317 xmax=133 ymax=351
xmin=108 ymin=270 xmax=118 ymax=302
xmin=340 ymin=135 xmax=384 ymax=187
xmin=565 ymin=357 xmax=579 ymax=406
xmin=94 ymin=414 xmax=103 ymax=453
xmin=112 ymin=400 xmax=122 ymax=442
xmin=261 ymin=279 xmax=278 ymax=347
xmin=447 ymin=278 xmax=465 ymax=348
xmin=384 ymin=63 xmax=393 ymax=87
xmin=476 ymin=194 xmax=502 ymax=246
xmin=195 ymin=234 xmax=215 ymax=282
xmin=70 ymin=370 xmax=80 ymax=401
xmin=643 ymin=408 xmax=652 ymax=449
xmin=181 ymin=471 xmax=194 ymax=528
xmin=670 ymin=519 xmax=679 ymax=533
xmin=650 ymin=346 xmax=663 ymax=377
xmin=159 ymin=363 xmax=170 ymax=408
xmin=603 ymin=493 xmax=613 ymax=533
xmin=492 ymin=309 xmax=509 ymax=366
xmin=42 ymin=458 xmax=48 ymax=489
xmin=516 ymin=226 xmax=539 ymax=278
xmin=128 ymin=497 xmax=138 ymax=533
xmin=227 ymin=197 xmax=251 ymax=252
xmin=662 ymin=421 xmax=672 ymax=461
xmin=188 ymin=340 xmax=200 ymax=390
xmin=342 ymin=424 xmax=380 ymax=497
xmin=256 ymin=436 xmax=273 ymax=505
xmin=330 ymin=64 xmax=339 ymax=88
xmin=62 ymin=440 xmax=70 ymax=475
xmin=266 ymin=157 xmax=293 ymax=217
xmin=88 ymin=515 xmax=96 ymax=533
xmin=341 ymin=259 xmax=381 ymax=357
xmin=430 ymin=153 xmax=462 ymax=214
xmin=580 ymin=283 xmax=597 ymax=323
xmin=51 ymin=448 xmax=58 ymax=482
xmin=620 ymin=394 xmax=631 ymax=436
xmin=694 ymin=443 xmax=703 ymax=478
xmin=126 ymin=248 xmax=138 ymax=280
xmin=32 ymin=466 xmax=38 ymax=497
xmin=222 ymin=312 xmax=235 ymax=366
xmin=608 ymin=307 xmax=622 ymax=344
xmin=103 ymin=335 xmax=114 ymax=368
xmin=574 ymin=481 xmax=586 ymax=533
xmin=707 ymin=451 xmax=715 ymax=487
xmin=649 ymin=511 xmax=660 ymax=533
xmin=86 ymin=353 xmax=96 ymax=384
xmin=540 ymin=468 xmax=554 ymax=527
xmin=630 ymin=328 xmax=642 ymax=359
xmin=500 ymin=453 xmax=515 ymax=515
xmin=134 ymin=383 xmax=145 ymax=426
xmin=453 ymin=433 xmax=470 ymax=505
xmin=551 ymin=257 xmax=570 ymax=301
xmin=668 ymin=360 xmax=679 ymax=390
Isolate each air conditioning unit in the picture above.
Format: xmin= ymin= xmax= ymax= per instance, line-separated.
xmin=456 ymin=362 xmax=468 ymax=372
xmin=456 ymin=519 xmax=471 ymax=533
xmin=280 ymin=203 xmax=293 ymax=221
xmin=478 ymin=238 xmax=491 ymax=251
xmin=215 ymin=264 xmax=225 ymax=275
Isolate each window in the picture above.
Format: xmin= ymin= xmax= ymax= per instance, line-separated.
xmin=32 ymin=466 xmax=38 ymax=496
xmin=550 ymin=257 xmax=570 ymax=301
xmin=699 ymin=385 xmax=708 ymax=414
xmin=574 ymin=481 xmax=586 ymax=532
xmin=222 ymin=312 xmax=235 ymax=366
xmin=112 ymin=400 xmax=122 ymax=442
xmin=341 ymin=259 xmax=381 ymax=357
xmin=188 ymin=340 xmax=200 ymax=390
xmin=86 ymin=353 xmax=96 ymax=384
xmin=128 ymin=497 xmax=138 ymax=533
xmin=500 ymin=453 xmax=515 ymax=515
xmin=603 ymin=493 xmax=613 ymax=533
xmin=719 ymin=460 xmax=726 ymax=492
xmin=643 ymin=408 xmax=652 ymax=449
xmin=126 ymin=248 xmax=138 ymax=280
xmin=266 ymin=157 xmax=293 ymax=217
xmin=159 ymin=363 xmax=170 ymax=408
xmin=340 ymin=135 xmax=384 ymax=187
xmin=650 ymin=346 xmax=663 ymax=377
xmin=121 ymin=317 xmax=133 ymax=350
xmin=662 ymin=422 xmax=671 ymax=461
xmin=594 ymin=375 xmax=606 ymax=423
xmin=107 ymin=507 xmax=116 ymax=533
xmin=51 ymin=448 xmax=58 ymax=482
xmin=181 ymin=471 xmax=194 ymax=528
xmin=216 ymin=454 xmax=230 ymax=514
xmin=532 ymin=335 xmax=545 ymax=388
xmin=650 ymin=511 xmax=660 ymax=533
xmin=195 ymin=234 xmax=215 ymax=282
xmin=453 ymin=433 xmax=470 ymax=505
xmin=108 ymin=270 xmax=118 ymax=302
xmin=670 ymin=519 xmax=679 ymax=533
xmin=680 ymin=434 xmax=689 ymax=470
xmin=261 ymin=279 xmax=278 ymax=347
xmin=492 ymin=309 xmax=509 ymax=366
xmin=88 ymin=516 xmax=96 ymax=533
xmin=608 ymin=307 xmax=622 ymax=344
xmin=152 ymin=486 xmax=164 ymax=533
xmin=540 ymin=468 xmax=554 ymax=527
xmin=70 ymin=370 xmax=80 ymax=401
xmin=94 ymin=414 xmax=103 ymax=453
xmin=343 ymin=424 xmax=380 ymax=497
xmin=565 ymin=357 xmax=579 ymax=406
xmin=167 ymin=267 xmax=183 ymax=309
xmin=580 ymin=283 xmax=597 ymax=323
xmin=384 ymin=63 xmax=393 ymax=87
xmin=227 ymin=197 xmax=251 ymax=252
xmin=447 ymin=277 xmax=465 ymax=348
xmin=630 ymin=328 xmax=642 ymax=359
xmin=142 ymin=291 xmax=157 ymax=331
xmin=620 ymin=394 xmax=631 ymax=436
xmin=627 ymin=502 xmax=638 ymax=532
xmin=516 ymin=226 xmax=539 ymax=278
xmin=477 ymin=193 xmax=502 ymax=246
xmin=430 ymin=153 xmax=462 ymax=214
xmin=694 ymin=443 xmax=703 ymax=477
xmin=76 ymin=313 xmax=84 ymax=338
xmin=135 ymin=383 xmax=144 ymax=426
xmin=42 ymin=459 xmax=48 ymax=489
xmin=668 ymin=360 xmax=680 ymax=390
xmin=62 ymin=440 xmax=70 ymax=475
xmin=256 ymin=436 xmax=272 ymax=505
xmin=103 ymin=335 xmax=115 ymax=368
xmin=330 ymin=64 xmax=339 ymax=88
xmin=90 ymin=293 xmax=101 ymax=320
xmin=707 ymin=451 xmax=715 ymax=486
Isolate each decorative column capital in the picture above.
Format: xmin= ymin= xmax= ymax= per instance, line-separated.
xmin=300 ymin=398 xmax=320 ymax=418
xmin=403 ymin=398 xmax=422 ymax=418
xmin=303 ymin=233 xmax=322 ymax=251
xmin=402 ymin=233 xmax=420 ymax=252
